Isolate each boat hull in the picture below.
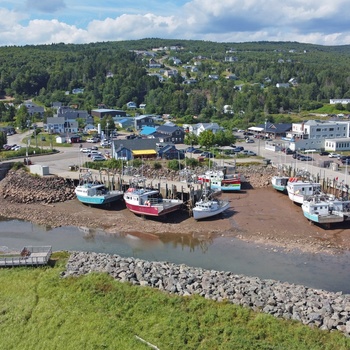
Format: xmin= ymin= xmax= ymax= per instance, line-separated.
xmin=76 ymin=193 xmax=123 ymax=205
xmin=193 ymin=201 xmax=230 ymax=220
xmin=302 ymin=208 xmax=345 ymax=224
xmin=125 ymin=201 xmax=183 ymax=216
xmin=210 ymin=182 xmax=241 ymax=191
xmin=271 ymin=176 xmax=289 ymax=192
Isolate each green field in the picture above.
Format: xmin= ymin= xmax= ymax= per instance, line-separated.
xmin=0 ymin=252 xmax=349 ymax=350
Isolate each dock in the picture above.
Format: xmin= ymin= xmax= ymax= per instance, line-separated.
xmin=0 ymin=246 xmax=52 ymax=267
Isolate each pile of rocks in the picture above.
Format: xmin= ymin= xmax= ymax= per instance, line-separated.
xmin=0 ymin=170 xmax=76 ymax=204
xmin=63 ymin=251 xmax=350 ymax=336
xmin=237 ymin=164 xmax=276 ymax=188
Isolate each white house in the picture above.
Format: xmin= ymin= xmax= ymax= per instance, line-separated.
xmin=126 ymin=101 xmax=137 ymax=109
xmin=330 ymin=99 xmax=350 ymax=104
xmin=183 ymin=122 xmax=223 ymax=136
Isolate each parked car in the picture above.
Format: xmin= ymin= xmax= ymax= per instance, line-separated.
xmin=245 ymin=138 xmax=254 ymax=143
xmin=285 ymin=148 xmax=295 ymax=155
xmin=91 ymin=155 xmax=106 ymax=161
xmin=192 ymin=149 xmax=202 ymax=154
xmin=12 ymin=145 xmax=21 ymax=151
xmin=328 ymin=153 xmax=341 ymax=158
xmin=341 ymin=157 xmax=350 ymax=164
xmin=233 ymin=146 xmax=244 ymax=152
xmin=185 ymin=146 xmax=196 ymax=153
xmin=87 ymin=150 xmax=102 ymax=157
xmin=319 ymin=151 xmax=330 ymax=156
xmin=240 ymin=150 xmax=257 ymax=156
xmin=301 ymin=156 xmax=313 ymax=161
xmin=80 ymin=147 xmax=91 ymax=153
xmin=200 ymin=151 xmax=215 ymax=158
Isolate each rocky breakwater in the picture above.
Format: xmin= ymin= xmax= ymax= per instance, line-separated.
xmin=63 ymin=251 xmax=350 ymax=337
xmin=0 ymin=169 xmax=75 ymax=204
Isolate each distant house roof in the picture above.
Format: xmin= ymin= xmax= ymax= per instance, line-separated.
xmin=156 ymin=125 xmax=184 ymax=134
xmin=112 ymin=138 xmax=160 ymax=151
xmin=252 ymin=123 xmax=292 ymax=134
xmin=140 ymin=126 xmax=157 ymax=135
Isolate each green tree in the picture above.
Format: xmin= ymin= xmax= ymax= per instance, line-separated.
xmin=198 ymin=130 xmax=215 ymax=149
xmin=100 ymin=115 xmax=116 ymax=138
xmin=0 ymin=131 xmax=7 ymax=149
xmin=184 ymin=132 xmax=198 ymax=146
xmin=15 ymin=105 xmax=29 ymax=130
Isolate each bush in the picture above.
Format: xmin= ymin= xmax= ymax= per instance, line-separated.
xmin=132 ymin=158 xmax=142 ymax=168
xmin=185 ymin=157 xmax=200 ymax=168
xmin=153 ymin=162 xmax=162 ymax=170
xmin=167 ymin=159 xmax=183 ymax=171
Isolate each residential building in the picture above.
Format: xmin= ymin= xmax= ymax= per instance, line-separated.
xmin=22 ymin=102 xmax=44 ymax=118
xmin=150 ymin=125 xmax=185 ymax=144
xmin=126 ymin=101 xmax=137 ymax=109
xmin=45 ymin=117 xmax=78 ymax=134
xmin=184 ymin=122 xmax=223 ymax=136
xmin=111 ymin=138 xmax=160 ymax=160
xmin=91 ymin=109 xmax=127 ymax=119
xmin=134 ymin=115 xmax=155 ymax=130
xmin=330 ymin=99 xmax=350 ymax=104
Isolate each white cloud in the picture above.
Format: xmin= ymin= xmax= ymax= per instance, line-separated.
xmin=1 ymin=0 xmax=350 ymax=46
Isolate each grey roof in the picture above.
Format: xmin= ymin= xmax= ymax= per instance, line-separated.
xmin=156 ymin=125 xmax=184 ymax=134
xmin=112 ymin=138 xmax=160 ymax=151
xmin=257 ymin=122 xmax=292 ymax=133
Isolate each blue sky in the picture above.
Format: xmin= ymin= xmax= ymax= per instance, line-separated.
xmin=1 ymin=0 xmax=350 ymax=46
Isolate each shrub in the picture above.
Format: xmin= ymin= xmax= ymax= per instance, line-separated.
xmin=168 ymin=159 xmax=183 ymax=171
xmin=153 ymin=162 xmax=162 ymax=170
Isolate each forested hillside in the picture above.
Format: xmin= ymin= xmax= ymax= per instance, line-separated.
xmin=1 ymin=38 xmax=350 ymax=129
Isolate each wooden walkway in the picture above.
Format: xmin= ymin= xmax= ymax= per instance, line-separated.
xmin=0 ymin=246 xmax=52 ymax=267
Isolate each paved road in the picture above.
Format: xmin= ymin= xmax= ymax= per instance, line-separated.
xmin=5 ymin=131 xmax=350 ymax=185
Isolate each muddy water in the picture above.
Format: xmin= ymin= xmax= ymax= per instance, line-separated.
xmin=0 ymin=218 xmax=349 ymax=293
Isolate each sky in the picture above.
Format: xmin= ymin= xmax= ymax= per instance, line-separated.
xmin=1 ymin=0 xmax=350 ymax=46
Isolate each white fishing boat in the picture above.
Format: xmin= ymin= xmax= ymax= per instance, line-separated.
xmin=302 ymin=195 xmax=350 ymax=224
xmin=198 ymin=170 xmax=241 ymax=191
xmin=286 ymin=177 xmax=322 ymax=204
xmin=271 ymin=176 xmax=289 ymax=192
xmin=192 ymin=198 xmax=230 ymax=220
xmin=123 ymin=187 xmax=183 ymax=217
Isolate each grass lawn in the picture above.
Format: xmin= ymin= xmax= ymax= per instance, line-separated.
xmin=0 ymin=252 xmax=349 ymax=350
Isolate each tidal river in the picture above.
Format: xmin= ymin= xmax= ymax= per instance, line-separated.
xmin=1 ymin=218 xmax=349 ymax=294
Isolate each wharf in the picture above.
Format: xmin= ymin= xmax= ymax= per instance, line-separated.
xmin=0 ymin=246 xmax=52 ymax=267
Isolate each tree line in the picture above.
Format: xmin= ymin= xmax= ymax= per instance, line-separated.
xmin=1 ymin=38 xmax=350 ymax=131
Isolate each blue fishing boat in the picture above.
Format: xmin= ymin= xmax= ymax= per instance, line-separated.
xmin=210 ymin=178 xmax=241 ymax=192
xmin=75 ymin=172 xmax=123 ymax=205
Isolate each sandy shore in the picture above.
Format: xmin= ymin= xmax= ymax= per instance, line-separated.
xmin=1 ymin=184 xmax=349 ymax=255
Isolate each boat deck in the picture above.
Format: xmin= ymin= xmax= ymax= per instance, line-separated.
xmin=0 ymin=246 xmax=52 ymax=267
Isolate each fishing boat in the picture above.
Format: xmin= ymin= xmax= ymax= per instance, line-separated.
xmin=286 ymin=177 xmax=322 ymax=204
xmin=123 ymin=187 xmax=183 ymax=217
xmin=210 ymin=178 xmax=241 ymax=192
xmin=197 ymin=170 xmax=241 ymax=189
xmin=271 ymin=175 xmax=289 ymax=192
xmin=75 ymin=173 xmax=123 ymax=205
xmin=302 ymin=195 xmax=350 ymax=224
xmin=192 ymin=198 xmax=230 ymax=220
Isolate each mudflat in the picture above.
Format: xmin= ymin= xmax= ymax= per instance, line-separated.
xmin=1 ymin=185 xmax=349 ymax=255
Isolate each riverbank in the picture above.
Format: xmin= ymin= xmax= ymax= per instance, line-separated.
xmin=1 ymin=168 xmax=350 ymax=256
